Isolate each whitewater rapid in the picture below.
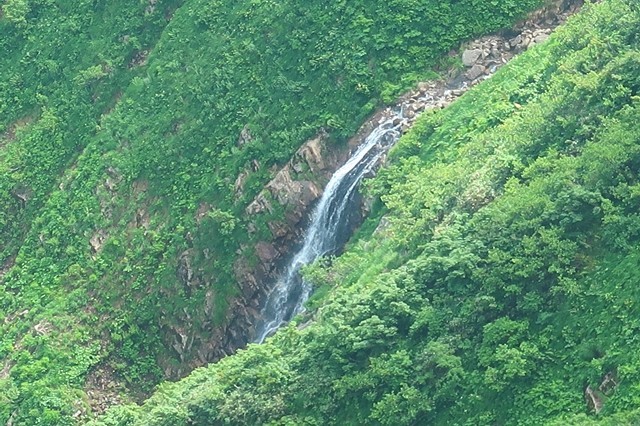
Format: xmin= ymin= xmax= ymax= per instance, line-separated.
xmin=254 ymin=111 xmax=405 ymax=343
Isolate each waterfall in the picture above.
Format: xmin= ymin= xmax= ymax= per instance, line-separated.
xmin=254 ymin=111 xmax=406 ymax=343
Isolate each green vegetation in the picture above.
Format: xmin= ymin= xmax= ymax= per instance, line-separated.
xmin=0 ymin=0 xmax=544 ymax=424
xmin=88 ymin=1 xmax=640 ymax=424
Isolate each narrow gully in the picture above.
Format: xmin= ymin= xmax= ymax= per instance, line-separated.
xmin=254 ymin=111 xmax=406 ymax=343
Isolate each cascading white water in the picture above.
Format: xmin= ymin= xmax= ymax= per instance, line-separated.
xmin=254 ymin=111 xmax=406 ymax=343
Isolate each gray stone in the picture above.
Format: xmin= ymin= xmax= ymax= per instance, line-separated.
xmin=466 ymin=64 xmax=486 ymax=81
xmin=509 ymin=35 xmax=523 ymax=47
xmin=534 ymin=34 xmax=550 ymax=44
xmin=461 ymin=49 xmax=482 ymax=67
xmin=411 ymin=102 xmax=425 ymax=113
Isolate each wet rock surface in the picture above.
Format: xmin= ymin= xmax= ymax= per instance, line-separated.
xmin=585 ymin=371 xmax=618 ymax=414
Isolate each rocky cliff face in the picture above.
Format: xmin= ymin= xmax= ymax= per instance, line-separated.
xmin=231 ymin=132 xmax=346 ymax=343
xmin=156 ymin=132 xmax=350 ymax=376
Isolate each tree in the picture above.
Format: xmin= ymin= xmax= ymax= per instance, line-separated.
xmin=3 ymin=0 xmax=30 ymax=26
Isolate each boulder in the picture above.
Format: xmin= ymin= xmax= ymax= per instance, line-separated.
xmin=255 ymin=241 xmax=279 ymax=264
xmin=466 ymin=64 xmax=486 ymax=81
xmin=509 ymin=35 xmax=523 ymax=48
xmin=533 ymin=33 xmax=550 ymax=44
xmin=462 ymin=49 xmax=482 ymax=67
xmin=297 ymin=136 xmax=325 ymax=172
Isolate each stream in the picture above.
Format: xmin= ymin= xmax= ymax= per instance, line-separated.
xmin=254 ymin=110 xmax=406 ymax=343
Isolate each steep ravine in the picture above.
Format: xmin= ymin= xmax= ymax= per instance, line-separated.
xmin=254 ymin=113 xmax=407 ymax=343
xmin=162 ymin=0 xmax=583 ymax=376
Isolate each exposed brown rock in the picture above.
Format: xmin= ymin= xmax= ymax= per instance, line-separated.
xmin=244 ymin=134 xmax=330 ymax=227
xmin=101 ymin=166 xmax=124 ymax=195
xmin=128 ymin=50 xmax=149 ymax=68
xmin=0 ymin=361 xmax=14 ymax=380
xmin=85 ymin=365 xmax=124 ymax=415
xmin=245 ymin=193 xmax=273 ymax=216
xmin=170 ymin=326 xmax=194 ymax=361
xmin=585 ymin=385 xmax=604 ymax=414
xmin=3 ymin=309 xmax=29 ymax=325
xmin=267 ymin=169 xmax=297 ymax=205
xmin=268 ymin=221 xmax=290 ymax=238
xmin=226 ymin=0 xmax=585 ymax=356
xmin=583 ymin=370 xmax=619 ymax=415
xmin=132 ymin=179 xmax=149 ymax=194
xmin=134 ymin=208 xmax=150 ymax=228
xmin=0 ymin=115 xmax=35 ymax=146
xmin=234 ymin=171 xmax=249 ymax=198
xmin=11 ymin=184 xmax=31 ymax=207
xmin=0 ymin=255 xmax=16 ymax=282
xmin=238 ymin=124 xmax=253 ymax=146
xmin=33 ymin=320 xmax=52 ymax=336
xmin=89 ymin=230 xmax=107 ymax=254
xmin=599 ymin=371 xmax=618 ymax=395
xmin=195 ymin=202 xmax=211 ymax=224
xmin=177 ymin=249 xmax=195 ymax=287
xmin=255 ymin=241 xmax=279 ymax=264
xmin=296 ymin=134 xmax=326 ymax=172
xmin=233 ymin=256 xmax=262 ymax=300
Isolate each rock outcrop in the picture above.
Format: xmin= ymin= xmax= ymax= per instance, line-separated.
xmin=229 ymin=132 xmax=345 ymax=342
xmin=585 ymin=370 xmax=618 ymax=414
xmin=155 ymin=131 xmax=350 ymax=375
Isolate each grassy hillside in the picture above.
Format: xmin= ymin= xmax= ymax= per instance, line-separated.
xmin=0 ymin=0 xmax=543 ymax=424
xmin=90 ymin=1 xmax=640 ymax=424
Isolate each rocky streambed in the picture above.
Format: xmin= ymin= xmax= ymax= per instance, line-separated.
xmin=381 ymin=0 xmax=583 ymax=132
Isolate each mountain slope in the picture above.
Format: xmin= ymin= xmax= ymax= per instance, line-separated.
xmin=91 ymin=1 xmax=640 ymax=424
xmin=0 ymin=0 xmax=543 ymax=424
